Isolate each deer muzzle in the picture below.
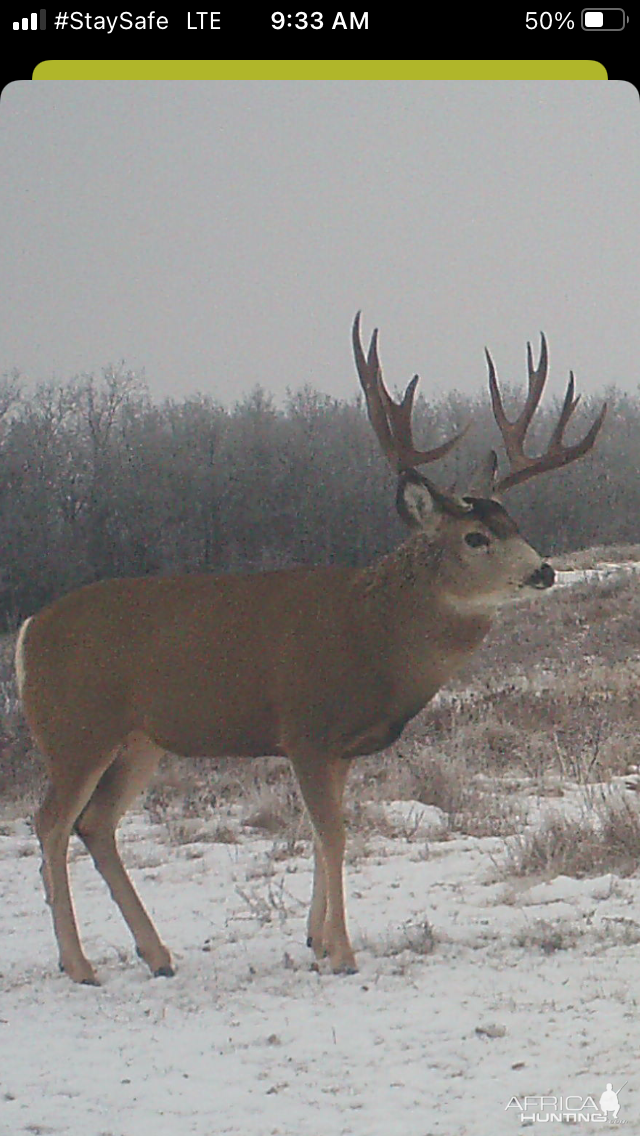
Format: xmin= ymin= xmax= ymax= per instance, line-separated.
xmin=526 ymin=562 xmax=555 ymax=590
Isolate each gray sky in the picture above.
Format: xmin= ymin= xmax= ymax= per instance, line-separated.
xmin=1 ymin=80 xmax=638 ymax=406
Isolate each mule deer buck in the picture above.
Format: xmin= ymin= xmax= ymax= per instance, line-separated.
xmin=16 ymin=314 xmax=606 ymax=984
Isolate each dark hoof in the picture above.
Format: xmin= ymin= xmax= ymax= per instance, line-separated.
xmin=332 ymin=960 xmax=359 ymax=975
xmin=153 ymin=964 xmax=175 ymax=978
xmin=307 ymin=936 xmax=329 ymax=959
xmin=60 ymin=961 xmax=100 ymax=985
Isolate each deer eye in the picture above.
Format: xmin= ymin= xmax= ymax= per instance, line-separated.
xmin=465 ymin=531 xmax=490 ymax=548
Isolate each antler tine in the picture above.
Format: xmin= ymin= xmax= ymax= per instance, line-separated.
xmin=486 ymin=333 xmax=548 ymax=472
xmin=488 ymin=333 xmax=607 ymax=493
xmin=352 ymin=312 xmax=397 ymax=470
xmin=548 ymin=371 xmax=579 ymax=449
xmin=353 ymin=312 xmax=468 ymax=473
xmin=524 ymin=331 xmax=549 ymax=433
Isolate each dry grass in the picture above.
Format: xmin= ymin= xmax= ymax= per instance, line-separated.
xmin=352 ymin=744 xmax=520 ymax=838
xmin=144 ymin=755 xmax=308 ymax=846
xmin=506 ymin=791 xmax=640 ymax=879
xmin=513 ymin=920 xmax=578 ymax=954
xmin=366 ymin=918 xmax=437 ymax=960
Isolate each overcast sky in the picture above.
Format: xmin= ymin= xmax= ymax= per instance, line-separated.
xmin=1 ymin=80 xmax=638 ymax=408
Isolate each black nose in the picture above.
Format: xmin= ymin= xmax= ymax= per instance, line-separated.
xmin=527 ymin=562 xmax=555 ymax=589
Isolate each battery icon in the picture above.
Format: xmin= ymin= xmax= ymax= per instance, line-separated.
xmin=581 ymin=7 xmax=627 ymax=27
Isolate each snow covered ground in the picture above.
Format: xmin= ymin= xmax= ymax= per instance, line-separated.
xmin=2 ymin=785 xmax=640 ymax=1136
xmin=555 ymin=561 xmax=640 ymax=589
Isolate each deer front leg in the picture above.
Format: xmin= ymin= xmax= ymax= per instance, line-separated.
xmin=306 ymin=835 xmax=326 ymax=958
xmin=294 ymin=757 xmax=356 ymax=974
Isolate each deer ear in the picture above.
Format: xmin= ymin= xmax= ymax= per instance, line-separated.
xmin=396 ymin=470 xmax=472 ymax=530
xmin=467 ymin=450 xmax=499 ymax=498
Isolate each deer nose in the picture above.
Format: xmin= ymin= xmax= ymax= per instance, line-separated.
xmin=527 ymin=562 xmax=555 ymax=589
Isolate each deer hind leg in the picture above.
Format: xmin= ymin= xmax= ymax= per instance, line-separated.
xmin=74 ymin=731 xmax=173 ymax=978
xmin=35 ymin=750 xmax=121 ymax=986
xmin=294 ymin=757 xmax=356 ymax=974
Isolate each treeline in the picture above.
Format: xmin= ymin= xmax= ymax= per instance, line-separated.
xmin=0 ymin=365 xmax=634 ymax=627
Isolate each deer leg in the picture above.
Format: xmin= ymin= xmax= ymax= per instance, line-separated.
xmin=74 ymin=732 xmax=173 ymax=977
xmin=306 ymin=758 xmax=351 ymax=959
xmin=306 ymin=834 xmax=327 ymax=957
xmin=35 ymin=754 xmax=119 ymax=985
xmin=294 ymin=757 xmax=356 ymax=974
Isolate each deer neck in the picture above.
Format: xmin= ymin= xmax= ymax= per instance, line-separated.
xmin=358 ymin=537 xmax=493 ymax=696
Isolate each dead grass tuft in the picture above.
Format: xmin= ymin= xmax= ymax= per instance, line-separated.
xmin=514 ymin=920 xmax=577 ymax=954
xmin=144 ymin=755 xmax=308 ymax=846
xmin=507 ymin=793 xmax=640 ymax=879
xmin=366 ymin=917 xmax=437 ymax=960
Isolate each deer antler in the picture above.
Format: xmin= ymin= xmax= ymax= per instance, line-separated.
xmin=487 ymin=332 xmax=607 ymax=493
xmin=353 ymin=312 xmax=468 ymax=473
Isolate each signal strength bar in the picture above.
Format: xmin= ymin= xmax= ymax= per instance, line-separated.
xmin=13 ymin=9 xmax=46 ymax=29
